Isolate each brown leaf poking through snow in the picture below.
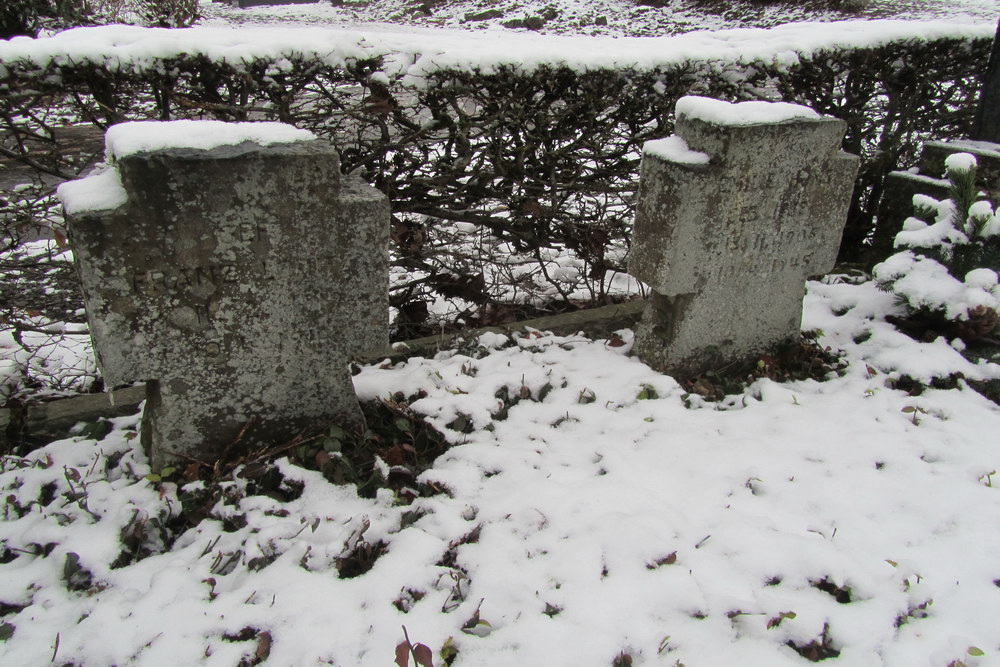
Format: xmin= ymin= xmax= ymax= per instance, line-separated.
xmin=255 ymin=631 xmax=272 ymax=663
xmin=412 ymin=642 xmax=434 ymax=667
xmin=607 ymin=333 xmax=627 ymax=347
xmin=395 ymin=641 xmax=410 ymax=667
xmin=647 ymin=552 xmax=677 ymax=569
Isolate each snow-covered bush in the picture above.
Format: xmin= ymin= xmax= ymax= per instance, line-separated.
xmin=0 ymin=182 xmax=96 ymax=402
xmin=874 ymin=153 xmax=1000 ymax=341
xmin=0 ymin=23 xmax=989 ymax=274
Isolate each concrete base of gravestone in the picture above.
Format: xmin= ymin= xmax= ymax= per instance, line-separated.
xmin=629 ymin=100 xmax=858 ymax=380
xmin=65 ymin=138 xmax=388 ymax=470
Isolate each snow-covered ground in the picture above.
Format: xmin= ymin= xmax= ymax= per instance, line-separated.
xmin=2 ymin=274 xmax=1000 ymax=666
xmin=3 ymin=4 xmax=1000 ymax=666
xmin=198 ymin=0 xmax=1000 ymax=37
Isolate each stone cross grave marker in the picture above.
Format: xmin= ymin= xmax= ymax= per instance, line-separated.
xmin=628 ymin=96 xmax=859 ymax=379
xmin=59 ymin=121 xmax=389 ymax=470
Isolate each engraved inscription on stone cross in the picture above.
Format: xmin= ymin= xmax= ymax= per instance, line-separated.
xmin=62 ymin=125 xmax=389 ymax=470
xmin=628 ymin=97 xmax=860 ymax=379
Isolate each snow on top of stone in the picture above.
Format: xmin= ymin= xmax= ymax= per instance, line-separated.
xmin=0 ymin=20 xmax=993 ymax=81
xmin=57 ymin=120 xmax=314 ymax=214
xmin=676 ymin=95 xmax=820 ymax=126
xmin=104 ymin=120 xmax=316 ymax=160
xmin=643 ymin=135 xmax=710 ymax=165
xmin=57 ymin=168 xmax=127 ymax=215
xmin=946 ymin=139 xmax=1000 ymax=156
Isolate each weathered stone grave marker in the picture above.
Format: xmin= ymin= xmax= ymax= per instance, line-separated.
xmin=59 ymin=121 xmax=388 ymax=469
xmin=629 ymin=96 xmax=859 ymax=378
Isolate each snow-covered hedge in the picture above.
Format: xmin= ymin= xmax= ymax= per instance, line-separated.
xmin=0 ymin=21 xmax=992 ymax=325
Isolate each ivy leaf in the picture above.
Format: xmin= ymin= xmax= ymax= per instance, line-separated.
xmin=462 ymin=620 xmax=493 ymax=637
xmin=52 ymin=228 xmax=69 ymax=249
xmin=440 ymin=637 xmax=458 ymax=662
xmin=767 ymin=611 xmax=796 ymax=629
xmin=315 ymin=451 xmax=333 ymax=468
xmin=538 ymin=383 xmax=553 ymax=401
xmin=395 ymin=641 xmax=410 ymax=667
xmin=412 ymin=642 xmax=435 ymax=667
xmin=637 ymin=384 xmax=659 ymax=400
xmin=255 ymin=631 xmax=272 ymax=662
xmin=647 ymin=552 xmax=677 ymax=569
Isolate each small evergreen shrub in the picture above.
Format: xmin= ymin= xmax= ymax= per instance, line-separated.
xmin=874 ymin=153 xmax=1000 ymax=342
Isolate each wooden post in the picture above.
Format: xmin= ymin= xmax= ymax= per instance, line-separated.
xmin=972 ymin=18 xmax=1000 ymax=143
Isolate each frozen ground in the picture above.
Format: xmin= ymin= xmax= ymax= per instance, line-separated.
xmin=2 ymin=275 xmax=1000 ymax=665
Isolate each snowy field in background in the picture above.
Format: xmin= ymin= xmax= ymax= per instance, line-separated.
xmin=2 ymin=275 xmax=1000 ymax=666
xmin=197 ymin=0 xmax=1000 ymax=37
